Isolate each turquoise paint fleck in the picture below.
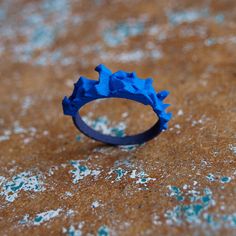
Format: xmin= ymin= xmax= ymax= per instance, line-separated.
xmin=78 ymin=165 xmax=87 ymax=172
xmin=69 ymin=161 xmax=91 ymax=184
xmin=69 ymin=160 xmax=101 ymax=184
xmin=215 ymin=14 xmax=224 ymax=24
xmin=176 ymin=195 xmax=185 ymax=202
xmin=119 ymin=144 xmax=138 ymax=152
xmin=97 ymin=226 xmax=110 ymax=236
xmin=140 ymin=178 xmax=148 ymax=183
xmin=114 ymin=168 xmax=127 ymax=181
xmin=34 ymin=216 xmax=43 ymax=223
xmin=203 ymin=213 xmax=236 ymax=229
xmin=167 ymin=8 xmax=209 ymax=25
xmin=19 ymin=209 xmax=62 ymax=226
xmin=0 ymin=0 xmax=74 ymax=65
xmin=82 ymin=116 xmax=126 ymax=137
xmin=129 ymin=170 xmax=156 ymax=187
xmin=169 ymin=186 xmax=180 ymax=195
xmin=33 ymin=209 xmax=62 ymax=225
xmin=103 ymin=21 xmax=144 ymax=47
xmin=220 ymin=176 xmax=231 ymax=184
xmin=206 ymin=173 xmax=232 ymax=184
xmin=62 ymin=222 xmax=84 ymax=236
xmin=10 ymin=182 xmax=24 ymax=192
xmin=0 ymin=171 xmax=45 ymax=203
xmin=165 ymin=186 xmax=236 ymax=229
xmin=206 ymin=173 xmax=216 ymax=182
xmin=0 ymin=6 xmax=6 ymax=21
xmin=169 ymin=10 xmax=223 ymax=25
xmin=229 ymin=144 xmax=236 ymax=155
xmin=205 ymin=38 xmax=217 ymax=46
xmin=66 ymin=225 xmax=82 ymax=236
xmin=168 ymin=186 xmax=185 ymax=202
xmin=110 ymin=127 xmax=124 ymax=137
xmin=19 ymin=214 xmax=29 ymax=225
xmin=165 ymin=187 xmax=214 ymax=225
xmin=203 ymin=213 xmax=220 ymax=229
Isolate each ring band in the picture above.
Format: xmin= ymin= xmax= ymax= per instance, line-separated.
xmin=62 ymin=64 xmax=172 ymax=145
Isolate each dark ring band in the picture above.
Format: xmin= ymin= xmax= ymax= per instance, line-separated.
xmin=62 ymin=64 xmax=172 ymax=146
xmin=72 ymin=105 xmax=162 ymax=146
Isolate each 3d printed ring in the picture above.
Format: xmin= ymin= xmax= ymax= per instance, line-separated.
xmin=62 ymin=64 xmax=172 ymax=145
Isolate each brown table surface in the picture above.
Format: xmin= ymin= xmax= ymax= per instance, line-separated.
xmin=0 ymin=0 xmax=236 ymax=235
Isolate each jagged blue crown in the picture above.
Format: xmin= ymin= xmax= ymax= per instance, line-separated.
xmin=62 ymin=64 xmax=172 ymax=130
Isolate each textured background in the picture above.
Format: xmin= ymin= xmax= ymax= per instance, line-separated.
xmin=0 ymin=0 xmax=236 ymax=235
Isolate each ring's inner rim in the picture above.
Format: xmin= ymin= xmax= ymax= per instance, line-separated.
xmin=72 ymin=114 xmax=161 ymax=145
xmin=72 ymin=98 xmax=162 ymax=145
xmin=78 ymin=97 xmax=158 ymax=136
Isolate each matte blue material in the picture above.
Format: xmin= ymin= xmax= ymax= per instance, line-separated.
xmin=62 ymin=64 xmax=172 ymax=145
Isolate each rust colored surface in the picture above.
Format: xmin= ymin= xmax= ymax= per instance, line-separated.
xmin=0 ymin=0 xmax=236 ymax=235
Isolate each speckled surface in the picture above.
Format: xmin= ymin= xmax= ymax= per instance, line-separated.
xmin=0 ymin=0 xmax=236 ymax=235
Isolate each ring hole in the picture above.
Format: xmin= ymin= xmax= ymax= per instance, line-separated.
xmin=79 ymin=98 xmax=158 ymax=137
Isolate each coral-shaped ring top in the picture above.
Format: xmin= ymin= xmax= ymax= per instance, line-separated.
xmin=62 ymin=64 xmax=172 ymax=144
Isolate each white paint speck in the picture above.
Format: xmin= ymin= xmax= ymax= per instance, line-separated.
xmin=23 ymin=137 xmax=31 ymax=144
xmin=21 ymin=96 xmax=33 ymax=115
xmin=65 ymin=191 xmax=73 ymax=197
xmin=177 ymin=109 xmax=183 ymax=116
xmin=20 ymin=209 xmax=62 ymax=226
xmin=130 ymin=170 xmax=137 ymax=179
xmin=33 ymin=209 xmax=62 ymax=225
xmin=183 ymin=184 xmax=188 ymax=190
xmin=229 ymin=144 xmax=236 ymax=155
xmin=174 ymin=124 xmax=181 ymax=129
xmin=121 ymin=112 xmax=128 ymax=118
xmin=91 ymin=200 xmax=100 ymax=208
xmin=0 ymin=135 xmax=9 ymax=142
xmin=69 ymin=160 xmax=101 ymax=184
xmin=43 ymin=130 xmax=49 ymax=136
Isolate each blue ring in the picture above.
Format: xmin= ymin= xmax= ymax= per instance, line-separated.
xmin=62 ymin=64 xmax=172 ymax=145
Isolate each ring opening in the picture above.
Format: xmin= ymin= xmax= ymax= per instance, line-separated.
xmin=72 ymin=98 xmax=162 ymax=145
xmin=79 ymin=98 xmax=158 ymax=137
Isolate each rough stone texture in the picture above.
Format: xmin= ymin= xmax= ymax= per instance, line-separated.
xmin=0 ymin=0 xmax=235 ymax=235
